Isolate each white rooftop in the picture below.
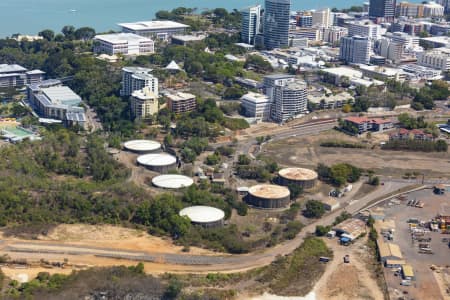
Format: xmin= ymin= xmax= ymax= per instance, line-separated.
xmin=137 ymin=153 xmax=177 ymax=166
xmin=241 ymin=92 xmax=270 ymax=104
xmin=152 ymin=174 xmax=194 ymax=189
xmin=359 ymin=65 xmax=406 ymax=76
xmin=179 ymin=206 xmax=225 ymax=223
xmin=323 ymin=67 xmax=363 ymax=78
xmin=41 ymin=86 xmax=82 ymax=105
xmin=0 ymin=64 xmax=27 ymax=74
xmin=124 ymin=139 xmax=161 ymax=152
xmin=118 ymin=20 xmax=189 ymax=31
xmin=166 ymin=92 xmax=195 ymax=101
xmin=172 ymin=35 xmax=206 ymax=42
xmin=94 ymin=33 xmax=153 ymax=44
xmin=165 ymin=60 xmax=181 ymax=70
xmin=132 ymin=87 xmax=157 ymax=100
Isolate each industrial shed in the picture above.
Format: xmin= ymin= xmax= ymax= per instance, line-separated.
xmin=333 ymin=218 xmax=367 ymax=241
xmin=378 ymin=241 xmax=403 ymax=263
xmin=402 ymin=264 xmax=415 ymax=280
xmin=321 ymin=198 xmax=340 ymax=211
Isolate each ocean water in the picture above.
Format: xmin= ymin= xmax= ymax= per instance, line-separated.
xmin=0 ymin=0 xmax=423 ymax=38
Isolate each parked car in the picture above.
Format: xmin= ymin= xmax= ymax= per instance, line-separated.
xmin=401 ymin=280 xmax=412 ymax=286
xmin=343 ymin=255 xmax=350 ymax=263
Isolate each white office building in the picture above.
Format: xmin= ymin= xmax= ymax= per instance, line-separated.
xmin=417 ymin=48 xmax=450 ymax=71
xmin=348 ymin=21 xmax=382 ymax=40
xmin=121 ymin=67 xmax=158 ymax=97
xmin=94 ymin=33 xmax=154 ymax=55
xmin=323 ymin=26 xmax=348 ymax=44
xmin=340 ymin=36 xmax=372 ymax=65
xmin=27 ymin=80 xmax=86 ymax=128
xmin=131 ymin=87 xmax=159 ymax=119
xmin=240 ymin=92 xmax=271 ymax=121
xmin=312 ymin=9 xmax=331 ymax=28
xmin=241 ymin=5 xmax=261 ymax=45
xmin=271 ymin=80 xmax=308 ymax=123
xmin=0 ymin=64 xmax=45 ymax=88
xmin=118 ymin=20 xmax=189 ymax=40
xmin=423 ymin=1 xmax=445 ymax=17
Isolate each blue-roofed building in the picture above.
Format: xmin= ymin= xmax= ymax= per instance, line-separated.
xmin=27 ymin=80 xmax=86 ymax=128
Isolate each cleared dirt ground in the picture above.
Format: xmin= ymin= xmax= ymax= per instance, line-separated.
xmin=315 ymin=237 xmax=384 ymax=300
xmin=0 ymin=224 xmax=217 ymax=256
xmin=263 ymin=131 xmax=450 ymax=178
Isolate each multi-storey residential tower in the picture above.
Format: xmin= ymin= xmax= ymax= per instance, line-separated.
xmin=263 ymin=0 xmax=291 ymax=50
xmin=241 ymin=5 xmax=262 ymax=45
xmin=340 ymin=36 xmax=372 ymax=64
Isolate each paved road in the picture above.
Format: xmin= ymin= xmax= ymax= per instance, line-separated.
xmin=0 ymin=181 xmax=420 ymax=272
xmin=85 ymin=104 xmax=103 ymax=132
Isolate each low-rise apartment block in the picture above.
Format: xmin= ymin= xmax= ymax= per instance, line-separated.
xmin=389 ymin=128 xmax=434 ymax=141
xmin=343 ymin=116 xmax=394 ymax=134
xmin=166 ymin=92 xmax=196 ymax=113
xmin=417 ymin=48 xmax=450 ymax=71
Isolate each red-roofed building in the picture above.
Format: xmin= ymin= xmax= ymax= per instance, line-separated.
xmin=389 ymin=129 xmax=434 ymax=141
xmin=343 ymin=117 xmax=394 ymax=134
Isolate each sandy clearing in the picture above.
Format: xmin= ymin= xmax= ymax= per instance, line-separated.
xmin=315 ymin=237 xmax=384 ymax=300
xmin=0 ymin=224 xmax=218 ymax=256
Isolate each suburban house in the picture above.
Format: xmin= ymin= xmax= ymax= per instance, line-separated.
xmin=389 ymin=128 xmax=434 ymax=141
xmin=342 ymin=116 xmax=394 ymax=134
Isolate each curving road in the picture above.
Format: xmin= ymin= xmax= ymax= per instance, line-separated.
xmin=0 ymin=181 xmax=423 ymax=273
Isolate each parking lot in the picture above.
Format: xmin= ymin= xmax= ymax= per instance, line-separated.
xmin=380 ymin=188 xmax=450 ymax=300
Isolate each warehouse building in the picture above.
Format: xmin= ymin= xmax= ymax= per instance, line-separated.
xmin=278 ymin=167 xmax=318 ymax=189
xmin=333 ymin=218 xmax=367 ymax=241
xmin=402 ymin=264 xmax=415 ymax=281
xmin=321 ymin=198 xmax=340 ymax=211
xmin=246 ymin=184 xmax=291 ymax=209
xmin=378 ymin=241 xmax=403 ymax=263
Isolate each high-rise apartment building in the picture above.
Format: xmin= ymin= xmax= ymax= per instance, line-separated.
xmin=369 ymin=0 xmax=396 ymax=22
xmin=263 ymin=0 xmax=291 ymax=50
xmin=340 ymin=36 xmax=372 ymax=64
xmin=263 ymin=74 xmax=296 ymax=101
xmin=312 ymin=8 xmax=331 ymax=28
xmin=241 ymin=5 xmax=262 ymax=45
xmin=121 ymin=67 xmax=158 ymax=97
xmin=271 ymin=80 xmax=308 ymax=123
xmin=323 ymin=26 xmax=349 ymax=45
